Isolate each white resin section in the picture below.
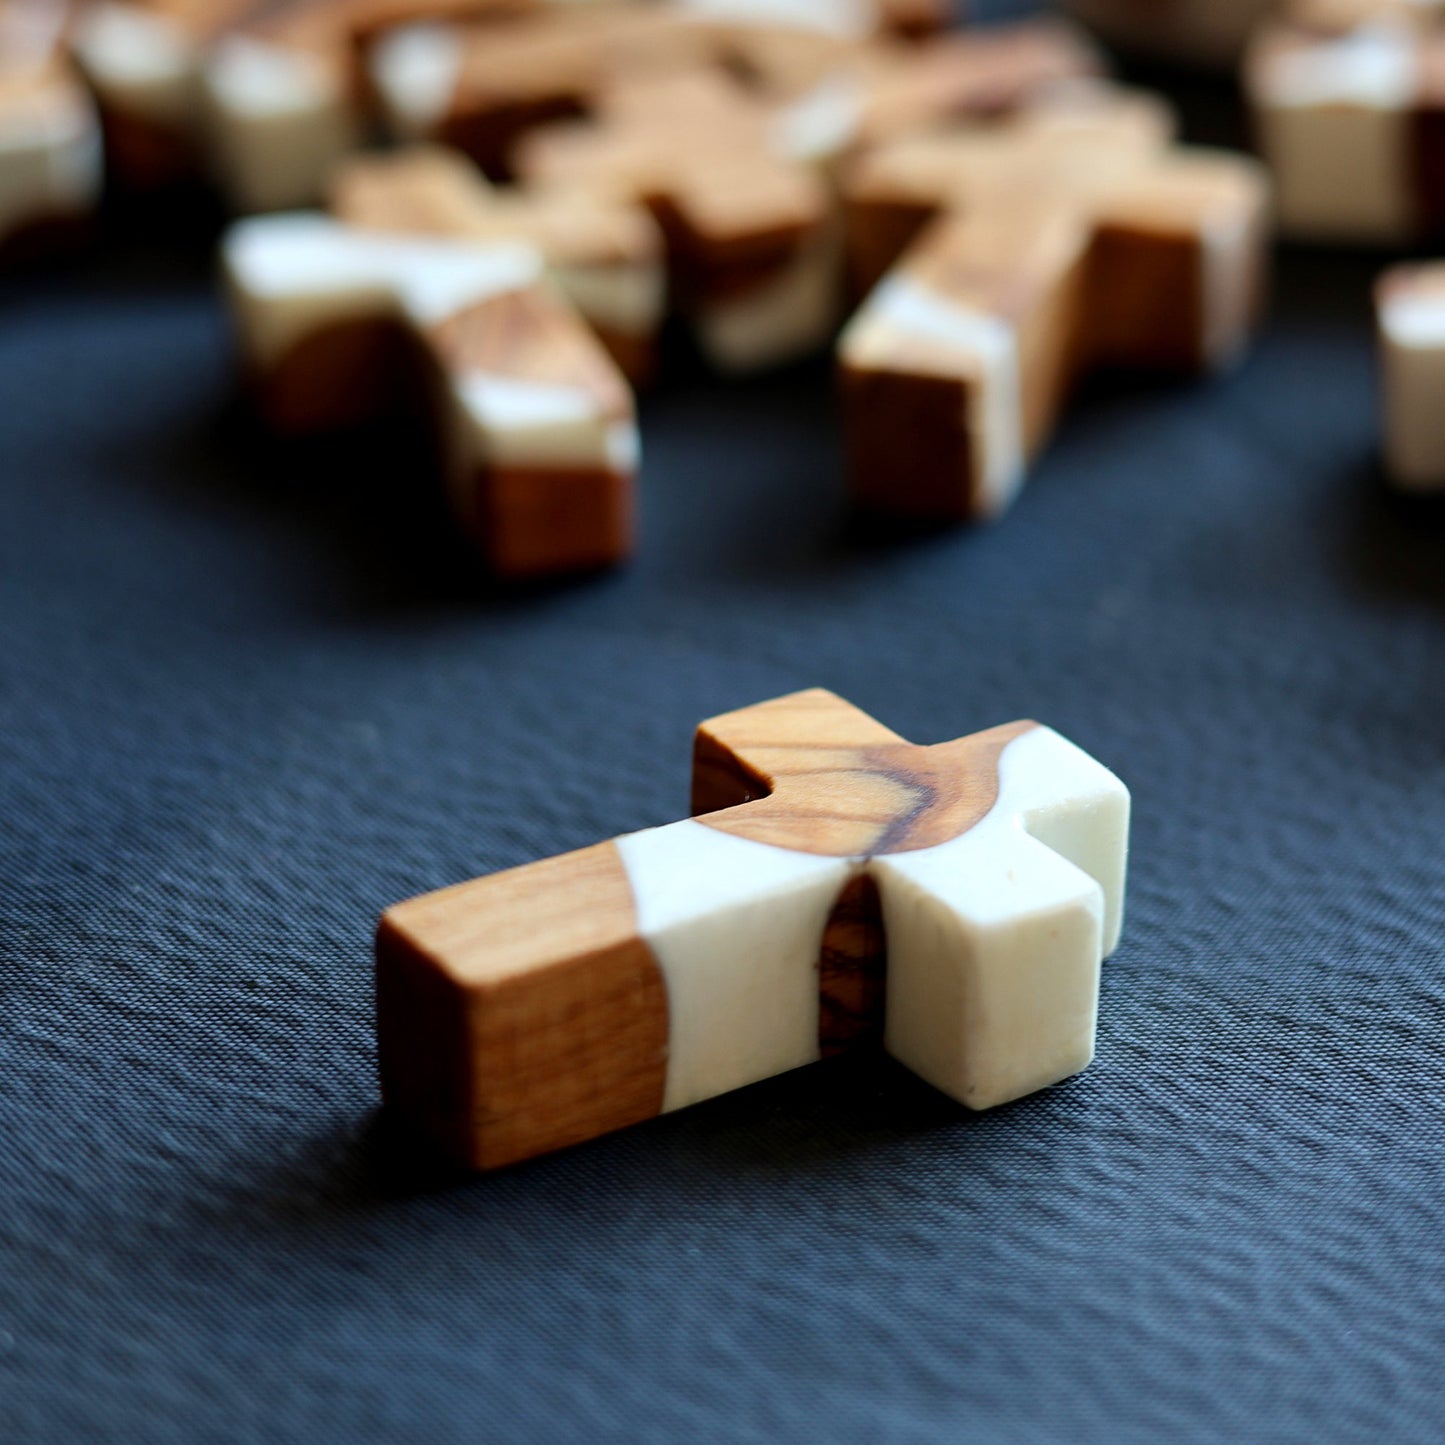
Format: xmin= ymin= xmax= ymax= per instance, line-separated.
xmin=695 ymin=236 xmax=841 ymax=372
xmin=454 ymin=375 xmax=632 ymax=467
xmin=1255 ymin=29 xmax=1416 ymax=242
xmin=1380 ymin=287 xmax=1445 ymax=490
xmin=71 ymin=2 xmax=200 ymax=124
xmin=877 ymin=726 xmax=1129 ymax=1109
xmin=614 ymin=724 xmax=1127 ymax=1118
xmin=370 ymin=24 xmax=464 ymax=137
xmin=0 ymin=84 xmax=102 ymax=241
xmin=223 ymin=212 xmax=542 ymax=364
xmin=225 ymin=213 xmax=631 ymax=488
xmin=616 ymin=821 xmax=854 ymax=1113
xmin=205 ymin=39 xmax=354 ymax=212
xmin=839 ymin=273 xmax=1025 ymax=515
xmin=1262 ymin=26 xmax=1416 ymax=109
xmin=773 ymin=77 xmax=864 ymax=168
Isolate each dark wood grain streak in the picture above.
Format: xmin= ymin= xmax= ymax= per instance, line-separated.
xmin=817 ymin=872 xmax=887 ymax=1057
xmin=694 ymin=689 xmax=1036 ymax=858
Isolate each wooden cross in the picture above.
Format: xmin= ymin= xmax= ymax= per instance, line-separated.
xmin=838 ymin=87 xmax=1269 ymax=520
xmin=514 ymin=67 xmax=841 ymax=372
xmin=69 ymin=0 xmax=523 ymax=207
xmin=369 ymin=5 xmax=722 ymax=179
xmin=377 ymin=689 xmax=1130 ymax=1171
xmin=369 ymin=14 xmax=1101 ymax=370
xmin=1247 ymin=2 xmax=1445 ymax=244
xmin=328 ymin=145 xmax=666 ymax=385
xmin=364 ymin=0 xmax=924 ymax=179
xmin=369 ymin=9 xmax=1097 ymax=174
xmin=222 ymin=207 xmax=637 ymax=578
xmin=0 ymin=0 xmax=101 ymax=261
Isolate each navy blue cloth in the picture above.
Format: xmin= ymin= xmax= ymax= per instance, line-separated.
xmin=4 ymin=47 xmax=1445 ymax=1445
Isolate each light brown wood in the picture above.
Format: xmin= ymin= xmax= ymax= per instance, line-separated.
xmin=100 ymin=0 xmax=528 ymax=49
xmin=817 ymin=871 xmax=886 ymax=1056
xmin=406 ymin=5 xmax=745 ymax=177
xmin=331 ymin=144 xmax=658 ymax=269
xmin=693 ymin=688 xmax=1036 ymax=856
xmin=329 ymin=147 xmax=664 ymax=381
xmin=378 ymin=840 xmax=668 ymax=1171
xmin=843 ymin=86 xmax=1175 ymax=293
xmin=377 ymin=689 xmax=1051 ymax=1170
xmin=429 ymin=286 xmax=631 ymax=419
xmin=253 ymin=288 xmax=636 ymax=579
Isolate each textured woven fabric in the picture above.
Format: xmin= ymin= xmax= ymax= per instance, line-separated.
xmin=4 ymin=41 xmax=1445 ymax=1445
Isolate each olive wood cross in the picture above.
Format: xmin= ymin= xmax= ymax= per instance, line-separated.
xmin=377 ymin=689 xmax=1130 ymax=1170
xmin=839 ymin=87 xmax=1269 ymax=520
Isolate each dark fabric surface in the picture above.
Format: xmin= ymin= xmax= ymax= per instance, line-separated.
xmin=4 ymin=44 xmax=1445 ymax=1445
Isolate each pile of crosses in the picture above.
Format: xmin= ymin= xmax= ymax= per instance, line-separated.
xmin=2 ymin=0 xmax=1274 ymax=577
xmin=1065 ymin=0 xmax=1445 ymax=494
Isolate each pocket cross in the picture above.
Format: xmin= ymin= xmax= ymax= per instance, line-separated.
xmin=377 ymin=689 xmax=1130 ymax=1171
xmin=839 ymin=87 xmax=1269 ymax=520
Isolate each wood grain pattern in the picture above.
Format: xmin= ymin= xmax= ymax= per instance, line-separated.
xmin=378 ymin=840 xmax=668 ymax=1171
xmin=692 ymin=688 xmax=1037 ymax=858
xmin=853 ymin=20 xmax=1104 ymax=149
xmin=817 ymin=871 xmax=886 ymax=1056
xmin=381 ymin=689 xmax=1053 ymax=1168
